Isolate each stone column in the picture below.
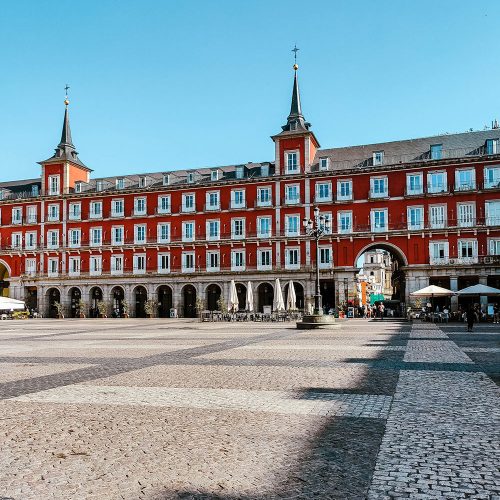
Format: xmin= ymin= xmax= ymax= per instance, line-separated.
xmin=450 ymin=276 xmax=458 ymax=312
xmin=479 ymin=276 xmax=488 ymax=311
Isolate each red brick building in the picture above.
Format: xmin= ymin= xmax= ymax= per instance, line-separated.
xmin=0 ymin=67 xmax=499 ymax=317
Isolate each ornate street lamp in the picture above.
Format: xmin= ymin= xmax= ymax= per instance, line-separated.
xmin=297 ymin=207 xmax=338 ymax=330
xmin=302 ymin=206 xmax=331 ymax=315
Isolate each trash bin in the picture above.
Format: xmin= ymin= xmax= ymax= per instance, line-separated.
xmin=169 ymin=308 xmax=177 ymax=318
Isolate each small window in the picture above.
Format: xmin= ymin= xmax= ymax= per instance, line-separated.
xmin=319 ymin=158 xmax=329 ymax=171
xmin=211 ymin=170 xmax=219 ymax=181
xmin=116 ymin=178 xmax=125 ymax=190
xmin=373 ymin=151 xmax=384 ymax=166
xmin=260 ymin=164 xmax=269 ymax=177
xmin=74 ymin=182 xmax=82 ymax=193
xmin=235 ymin=166 xmax=244 ymax=179
xmin=31 ymin=185 xmax=39 ymax=197
xmin=139 ymin=177 xmax=146 ymax=188
xmin=187 ymin=173 xmax=194 ymax=183
xmin=163 ymin=174 xmax=170 ymax=186
xmin=486 ymin=139 xmax=499 ymax=155
xmin=430 ymin=144 xmax=442 ymax=160
xmin=96 ymin=181 xmax=104 ymax=192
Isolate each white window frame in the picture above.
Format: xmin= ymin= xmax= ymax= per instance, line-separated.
xmin=429 ymin=204 xmax=447 ymax=229
xmin=157 ymin=222 xmax=171 ymax=243
xmin=47 ymin=257 xmax=59 ymax=277
xmin=371 ymin=209 xmax=388 ymax=232
xmin=90 ymin=227 xmax=102 ymax=247
xmin=484 ymin=166 xmax=500 ymax=189
xmin=47 ymin=230 xmax=59 ymax=249
xmin=134 ymin=224 xmax=147 ymax=244
xmin=285 ymin=151 xmax=299 ymax=174
xmin=25 ymin=231 xmax=37 ymax=250
xmin=319 ymin=246 xmax=333 ymax=269
xmin=485 ymin=200 xmax=500 ymax=226
xmin=68 ymin=228 xmax=81 ymax=248
xmin=48 ymin=175 xmax=60 ymax=195
xmin=11 ymin=207 xmax=22 ymax=225
xmin=111 ymin=255 xmax=124 ymax=275
xmin=111 ymin=225 xmax=124 ymax=245
xmin=285 ymin=184 xmax=300 ymax=205
xmin=134 ymin=197 xmax=147 ymax=216
xmin=133 ymin=254 xmax=146 ymax=274
xmin=407 ymin=206 xmax=424 ymax=230
xmin=285 ymin=247 xmax=300 ymax=270
xmin=26 ymin=205 xmax=37 ymax=224
xmin=182 ymin=252 xmax=195 ymax=273
xmin=319 ymin=157 xmax=329 ymax=171
xmin=89 ymin=201 xmax=103 ymax=219
xmin=231 ymin=249 xmax=245 ymax=271
xmin=111 ymin=198 xmax=124 ymax=217
xmin=370 ymin=177 xmax=388 ymax=198
xmin=257 ymin=186 xmax=272 ymax=207
xmin=429 ymin=241 xmax=450 ymax=264
xmin=182 ymin=193 xmax=195 ymax=213
xmin=157 ymin=195 xmax=171 ymax=214
xmin=47 ymin=204 xmax=60 ymax=222
xmin=257 ymin=248 xmax=272 ymax=271
xmin=406 ymin=173 xmax=423 ymax=195
xmin=455 ymin=168 xmax=476 ymax=192
xmin=488 ymin=238 xmax=500 ymax=256
xmin=373 ymin=151 xmax=384 ymax=166
xmin=230 ymin=189 xmax=246 ymax=209
xmin=25 ymin=258 xmax=37 ymax=276
xmin=11 ymin=232 xmax=22 ymax=249
xmin=427 ymin=171 xmax=447 ymax=194
xmin=338 ymin=211 xmax=353 ymax=234
xmin=285 ymin=214 xmax=300 ymax=237
xmin=68 ymin=202 xmax=81 ymax=221
xmin=257 ymin=216 xmax=272 ymax=238
xmin=89 ymin=255 xmax=102 ymax=276
xmin=315 ymin=181 xmax=332 ymax=202
xmin=68 ymin=256 xmax=81 ymax=277
xmin=182 ymin=221 xmax=195 ymax=242
xmin=231 ymin=218 xmax=245 ymax=240
xmin=206 ymin=251 xmax=220 ymax=272
xmin=206 ymin=219 xmax=220 ymax=241
xmin=158 ymin=253 xmax=170 ymax=274
xmin=205 ymin=191 xmax=220 ymax=211
xmin=457 ymin=202 xmax=475 ymax=228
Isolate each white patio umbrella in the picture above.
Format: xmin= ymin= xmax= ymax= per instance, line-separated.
xmin=245 ymin=281 xmax=254 ymax=312
xmin=457 ymin=284 xmax=500 ymax=296
xmin=410 ymin=285 xmax=455 ymax=311
xmin=0 ymin=297 xmax=25 ymax=311
xmin=286 ymin=280 xmax=297 ymax=311
xmin=273 ymin=278 xmax=285 ymax=312
xmin=228 ymin=280 xmax=239 ymax=313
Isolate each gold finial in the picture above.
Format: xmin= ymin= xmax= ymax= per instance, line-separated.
xmin=293 ymin=63 xmax=299 ymax=70
xmin=64 ymin=84 xmax=70 ymax=106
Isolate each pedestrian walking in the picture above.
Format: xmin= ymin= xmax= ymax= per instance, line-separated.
xmin=466 ymin=306 xmax=476 ymax=332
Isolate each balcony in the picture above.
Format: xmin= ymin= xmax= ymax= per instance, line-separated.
xmin=368 ymin=190 xmax=389 ymax=200
xmin=454 ymin=183 xmax=476 ymax=193
xmin=230 ymin=201 xmax=246 ymax=210
xmin=181 ymin=205 xmax=196 ymax=213
xmin=430 ymin=257 xmax=479 ymax=265
xmin=427 ymin=184 xmax=448 ymax=195
xmin=204 ymin=203 xmax=221 ymax=212
xmin=255 ymin=199 xmax=272 ymax=208
xmin=284 ymin=196 xmax=301 ymax=205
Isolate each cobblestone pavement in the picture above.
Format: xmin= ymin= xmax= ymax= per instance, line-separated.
xmin=0 ymin=319 xmax=498 ymax=499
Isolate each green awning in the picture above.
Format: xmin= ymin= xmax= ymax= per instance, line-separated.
xmin=370 ymin=294 xmax=385 ymax=305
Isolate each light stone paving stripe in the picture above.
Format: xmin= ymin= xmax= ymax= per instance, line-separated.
xmin=240 ymin=345 xmax=407 ymax=351
xmin=368 ymin=324 xmax=500 ymax=498
xmin=463 ymin=347 xmax=500 ymax=353
xmin=9 ymin=385 xmax=393 ymax=419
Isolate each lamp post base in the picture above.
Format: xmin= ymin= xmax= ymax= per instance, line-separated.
xmin=296 ymin=314 xmax=340 ymax=330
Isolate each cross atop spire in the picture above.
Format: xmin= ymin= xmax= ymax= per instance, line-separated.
xmin=39 ymin=88 xmax=88 ymax=169
xmin=281 ymin=49 xmax=311 ymax=133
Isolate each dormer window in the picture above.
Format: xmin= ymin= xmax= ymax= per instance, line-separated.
xmin=290 ymin=121 xmax=297 ymax=131
xmin=115 ymin=178 xmax=124 ymax=190
xmin=163 ymin=174 xmax=170 ymax=186
xmin=187 ymin=173 xmax=194 ymax=183
xmin=260 ymin=164 xmax=269 ymax=177
xmin=96 ymin=181 xmax=104 ymax=192
xmin=211 ymin=170 xmax=219 ymax=181
xmin=235 ymin=166 xmax=244 ymax=179
xmin=139 ymin=176 xmax=146 ymax=188
xmin=430 ymin=144 xmax=442 ymax=160
xmin=319 ymin=158 xmax=329 ymax=171
xmin=74 ymin=182 xmax=82 ymax=193
xmin=31 ymin=185 xmax=39 ymax=197
xmin=373 ymin=151 xmax=384 ymax=166
xmin=285 ymin=151 xmax=299 ymax=174
xmin=486 ymin=139 xmax=499 ymax=155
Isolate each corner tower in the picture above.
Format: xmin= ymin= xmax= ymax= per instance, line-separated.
xmin=39 ymin=90 xmax=91 ymax=195
xmin=271 ymin=62 xmax=320 ymax=175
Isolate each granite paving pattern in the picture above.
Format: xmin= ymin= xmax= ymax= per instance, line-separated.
xmin=0 ymin=318 xmax=498 ymax=499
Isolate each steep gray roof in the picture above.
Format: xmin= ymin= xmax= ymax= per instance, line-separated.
xmin=314 ymin=129 xmax=500 ymax=171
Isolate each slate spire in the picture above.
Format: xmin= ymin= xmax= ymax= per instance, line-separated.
xmin=282 ymin=64 xmax=311 ymax=132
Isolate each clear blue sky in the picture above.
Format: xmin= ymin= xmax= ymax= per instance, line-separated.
xmin=1 ymin=0 xmax=499 ymax=181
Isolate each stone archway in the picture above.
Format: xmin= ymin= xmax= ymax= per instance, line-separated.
xmin=46 ymin=287 xmax=61 ymax=318
xmin=183 ymin=285 xmax=197 ymax=318
xmin=89 ymin=287 xmax=103 ymax=318
xmin=206 ymin=284 xmax=222 ymax=311
xmin=68 ymin=287 xmax=82 ymax=318
xmin=110 ymin=286 xmax=125 ymax=317
xmin=236 ymin=283 xmax=247 ymax=311
xmin=157 ymin=285 xmax=173 ymax=318
xmin=134 ymin=286 xmax=147 ymax=318
xmin=0 ymin=260 xmax=11 ymax=298
xmin=257 ymin=282 xmax=273 ymax=312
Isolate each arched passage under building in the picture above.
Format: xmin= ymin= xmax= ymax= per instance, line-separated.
xmin=68 ymin=287 xmax=82 ymax=318
xmin=236 ymin=283 xmax=246 ymax=311
xmin=183 ymin=285 xmax=197 ymax=318
xmin=134 ymin=286 xmax=147 ymax=318
xmin=89 ymin=287 xmax=103 ymax=318
xmin=354 ymin=242 xmax=408 ymax=316
xmin=46 ymin=288 xmax=61 ymax=318
xmin=206 ymin=284 xmax=222 ymax=311
xmin=0 ymin=260 xmax=10 ymax=298
xmin=157 ymin=285 xmax=173 ymax=318
xmin=257 ymin=282 xmax=273 ymax=312
xmin=111 ymin=286 xmax=125 ymax=317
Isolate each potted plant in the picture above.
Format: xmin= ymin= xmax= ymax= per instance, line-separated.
xmin=122 ymin=299 xmax=130 ymax=318
xmin=77 ymin=298 xmax=87 ymax=318
xmin=144 ymin=299 xmax=157 ymax=318
xmin=195 ymin=297 xmax=205 ymax=321
xmin=96 ymin=300 xmax=108 ymax=318
xmin=53 ymin=301 xmax=64 ymax=319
